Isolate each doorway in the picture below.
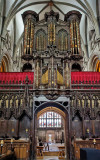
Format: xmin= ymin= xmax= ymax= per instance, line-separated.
xmin=46 ymin=131 xmax=55 ymax=143
xmin=34 ymin=102 xmax=70 ymax=160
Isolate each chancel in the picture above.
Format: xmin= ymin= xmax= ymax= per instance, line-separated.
xmin=0 ymin=0 xmax=100 ymax=160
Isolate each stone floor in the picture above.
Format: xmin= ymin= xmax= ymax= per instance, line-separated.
xmin=43 ymin=142 xmax=64 ymax=151
xmin=43 ymin=156 xmax=59 ymax=160
xmin=37 ymin=143 xmax=65 ymax=160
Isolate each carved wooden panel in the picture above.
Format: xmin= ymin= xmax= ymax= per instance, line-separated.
xmin=0 ymin=118 xmax=7 ymax=138
xmin=74 ymin=140 xmax=100 ymax=160
xmin=7 ymin=117 xmax=18 ymax=138
xmin=19 ymin=115 xmax=31 ymax=138
xmin=0 ymin=140 xmax=30 ymax=159
xmin=72 ymin=115 xmax=82 ymax=138
xmin=95 ymin=115 xmax=100 ymax=137
xmin=84 ymin=116 xmax=93 ymax=137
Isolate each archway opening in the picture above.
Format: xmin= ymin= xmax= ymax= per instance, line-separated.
xmin=34 ymin=103 xmax=69 ymax=160
xmin=22 ymin=63 xmax=32 ymax=72
xmin=37 ymin=110 xmax=64 ymax=144
xmin=96 ymin=60 xmax=100 ymax=72
xmin=0 ymin=55 xmax=9 ymax=72
xmin=72 ymin=63 xmax=81 ymax=71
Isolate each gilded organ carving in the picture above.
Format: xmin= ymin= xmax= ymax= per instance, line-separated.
xmin=22 ymin=10 xmax=82 ymax=89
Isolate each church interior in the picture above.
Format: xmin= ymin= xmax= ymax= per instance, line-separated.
xmin=0 ymin=0 xmax=100 ymax=160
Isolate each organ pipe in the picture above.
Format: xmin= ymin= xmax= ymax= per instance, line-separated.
xmin=65 ymin=11 xmax=82 ymax=60
xmin=22 ymin=11 xmax=39 ymax=61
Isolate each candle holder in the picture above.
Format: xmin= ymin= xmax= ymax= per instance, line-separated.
xmin=1 ymin=140 xmax=4 ymax=155
xmin=93 ymin=139 xmax=96 ymax=145
xmin=11 ymin=139 xmax=14 ymax=151
xmin=86 ymin=128 xmax=89 ymax=138
xmin=11 ymin=128 xmax=14 ymax=139
xmin=26 ymin=129 xmax=28 ymax=140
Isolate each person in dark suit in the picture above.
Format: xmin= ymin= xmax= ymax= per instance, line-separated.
xmin=47 ymin=142 xmax=49 ymax=151
xmin=39 ymin=139 xmax=43 ymax=146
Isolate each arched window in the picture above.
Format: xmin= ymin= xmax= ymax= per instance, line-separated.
xmin=0 ymin=55 xmax=9 ymax=72
xmin=38 ymin=112 xmax=62 ymax=128
xmin=0 ymin=59 xmax=6 ymax=72
xmin=36 ymin=29 xmax=46 ymax=51
xmin=96 ymin=60 xmax=100 ymax=72
xmin=58 ymin=29 xmax=68 ymax=51
xmin=90 ymin=55 xmax=100 ymax=71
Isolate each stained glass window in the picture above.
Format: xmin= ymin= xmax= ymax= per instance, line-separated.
xmin=38 ymin=112 xmax=62 ymax=128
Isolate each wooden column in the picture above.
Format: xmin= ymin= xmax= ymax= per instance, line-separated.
xmin=92 ymin=120 xmax=95 ymax=136
xmin=82 ymin=118 xmax=85 ymax=137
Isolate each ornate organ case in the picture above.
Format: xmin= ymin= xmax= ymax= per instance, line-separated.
xmin=22 ymin=10 xmax=83 ymax=90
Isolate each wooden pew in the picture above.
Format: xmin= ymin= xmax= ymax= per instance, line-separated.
xmin=0 ymin=140 xmax=30 ymax=159
xmin=74 ymin=139 xmax=100 ymax=160
xmin=58 ymin=146 xmax=65 ymax=159
xmin=37 ymin=146 xmax=44 ymax=159
xmin=0 ymin=151 xmax=16 ymax=160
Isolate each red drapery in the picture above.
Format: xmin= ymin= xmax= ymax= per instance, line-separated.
xmin=0 ymin=72 xmax=34 ymax=84
xmin=71 ymin=72 xmax=100 ymax=83
xmin=0 ymin=72 xmax=100 ymax=84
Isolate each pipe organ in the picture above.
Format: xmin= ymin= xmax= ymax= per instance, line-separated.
xmin=22 ymin=11 xmax=39 ymax=61
xmin=65 ymin=11 xmax=82 ymax=60
xmin=21 ymin=10 xmax=83 ymax=89
xmin=45 ymin=10 xmax=59 ymax=46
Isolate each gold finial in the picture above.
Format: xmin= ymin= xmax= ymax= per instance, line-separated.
xmin=1 ymin=140 xmax=4 ymax=146
xmin=87 ymin=128 xmax=89 ymax=133
xmin=93 ymin=139 xmax=96 ymax=144
xmin=26 ymin=129 xmax=28 ymax=132
xmin=11 ymin=139 xmax=13 ymax=143
xmin=12 ymin=128 xmax=14 ymax=133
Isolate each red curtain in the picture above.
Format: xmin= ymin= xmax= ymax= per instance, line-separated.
xmin=0 ymin=72 xmax=34 ymax=84
xmin=0 ymin=72 xmax=100 ymax=84
xmin=71 ymin=72 xmax=100 ymax=84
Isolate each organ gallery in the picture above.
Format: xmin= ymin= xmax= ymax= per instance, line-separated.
xmin=0 ymin=0 xmax=100 ymax=160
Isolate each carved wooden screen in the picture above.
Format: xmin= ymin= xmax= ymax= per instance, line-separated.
xmin=7 ymin=117 xmax=18 ymax=138
xmin=58 ymin=29 xmax=68 ymax=51
xmin=19 ymin=115 xmax=31 ymax=138
xmin=0 ymin=117 xmax=7 ymax=137
xmin=84 ymin=116 xmax=92 ymax=138
xmin=36 ymin=29 xmax=46 ymax=51
xmin=95 ymin=114 xmax=100 ymax=137
xmin=72 ymin=114 xmax=82 ymax=138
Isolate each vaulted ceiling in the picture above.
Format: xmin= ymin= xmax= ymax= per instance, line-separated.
xmin=0 ymin=0 xmax=100 ymax=61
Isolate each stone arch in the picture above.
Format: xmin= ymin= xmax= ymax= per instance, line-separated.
xmin=37 ymin=106 xmax=66 ymax=120
xmin=22 ymin=63 xmax=32 ymax=72
xmin=71 ymin=63 xmax=82 ymax=71
xmin=35 ymin=101 xmax=68 ymax=116
xmin=89 ymin=54 xmax=100 ymax=71
xmin=0 ymin=54 xmax=11 ymax=72
xmin=34 ymin=101 xmax=70 ymax=160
